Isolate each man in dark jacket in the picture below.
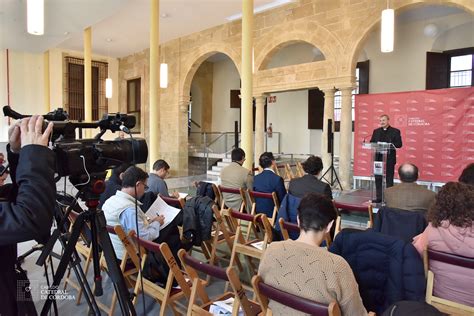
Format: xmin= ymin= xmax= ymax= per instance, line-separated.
xmin=0 ymin=116 xmax=56 ymax=315
xmin=288 ymin=155 xmax=332 ymax=199
xmin=253 ymin=152 xmax=286 ymax=218
xmin=370 ymin=114 xmax=403 ymax=202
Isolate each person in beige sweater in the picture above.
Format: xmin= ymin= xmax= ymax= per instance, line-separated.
xmin=258 ymin=193 xmax=367 ymax=316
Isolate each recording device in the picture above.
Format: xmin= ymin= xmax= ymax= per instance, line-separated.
xmin=3 ymin=105 xmax=142 ymax=315
xmin=3 ymin=105 xmax=148 ymax=179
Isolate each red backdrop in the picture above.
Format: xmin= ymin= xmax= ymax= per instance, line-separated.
xmin=354 ymin=87 xmax=474 ymax=183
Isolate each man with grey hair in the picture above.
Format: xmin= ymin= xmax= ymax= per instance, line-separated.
xmin=384 ymin=163 xmax=435 ymax=212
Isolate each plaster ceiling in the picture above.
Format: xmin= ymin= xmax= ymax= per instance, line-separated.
xmin=0 ymin=1 xmax=469 ymax=59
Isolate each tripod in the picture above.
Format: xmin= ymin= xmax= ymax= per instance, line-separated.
xmin=321 ymin=149 xmax=343 ymax=190
xmin=321 ymin=119 xmax=342 ymax=190
xmin=37 ymin=174 xmax=136 ymax=316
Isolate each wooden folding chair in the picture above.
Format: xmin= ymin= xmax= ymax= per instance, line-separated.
xmin=160 ymin=194 xmax=185 ymax=209
xmin=252 ymin=275 xmax=342 ymax=316
xmin=205 ymin=205 xmax=242 ymax=270
xmin=285 ymin=163 xmax=295 ymax=180
xmin=178 ymin=249 xmax=261 ymax=316
xmin=126 ymin=230 xmax=192 ymax=315
xmin=218 ymin=185 xmax=246 ymax=213
xmin=211 ymin=183 xmax=222 ymax=206
xmin=296 ymin=161 xmax=304 ymax=177
xmin=63 ymin=210 xmax=94 ymax=305
xmin=423 ymin=248 xmax=474 ymax=315
xmin=278 ymin=218 xmax=333 ymax=247
xmin=227 ymin=210 xmax=273 ymax=279
xmin=334 ymin=201 xmax=374 ymax=229
xmin=248 ymin=190 xmax=280 ymax=225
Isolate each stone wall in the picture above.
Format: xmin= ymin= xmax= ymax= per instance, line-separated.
xmin=118 ymin=0 xmax=474 ymax=174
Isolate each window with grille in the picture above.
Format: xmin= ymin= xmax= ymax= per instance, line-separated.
xmin=450 ymin=54 xmax=473 ymax=87
xmin=127 ymin=78 xmax=141 ymax=133
xmin=64 ymin=57 xmax=108 ymax=121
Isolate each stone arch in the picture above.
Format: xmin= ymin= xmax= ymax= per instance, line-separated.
xmin=255 ymin=20 xmax=343 ymax=72
xmin=181 ymin=43 xmax=241 ymax=100
xmin=347 ymin=0 xmax=474 ymax=74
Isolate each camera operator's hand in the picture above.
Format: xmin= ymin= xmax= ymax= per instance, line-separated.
xmin=20 ymin=115 xmax=54 ymax=148
xmin=8 ymin=120 xmax=21 ymax=153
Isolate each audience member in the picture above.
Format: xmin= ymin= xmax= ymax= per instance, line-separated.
xmin=220 ymin=148 xmax=253 ymax=210
xmin=413 ymin=182 xmax=474 ymax=307
xmin=0 ymin=152 xmax=5 ymax=165
xmin=147 ymin=159 xmax=179 ymax=198
xmin=288 ymin=155 xmax=332 ymax=199
xmin=99 ymin=163 xmax=131 ymax=207
xmin=253 ymin=152 xmax=286 ymax=218
xmin=384 ymin=163 xmax=435 ymax=212
xmin=102 ymin=166 xmax=182 ymax=261
xmin=259 ymin=193 xmax=366 ymax=316
xmin=459 ymin=163 xmax=474 ymax=186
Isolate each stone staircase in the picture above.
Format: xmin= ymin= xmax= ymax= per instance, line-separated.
xmin=206 ymin=157 xmax=232 ymax=177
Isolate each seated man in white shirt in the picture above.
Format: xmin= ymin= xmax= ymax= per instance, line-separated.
xmin=102 ymin=166 xmax=183 ymax=283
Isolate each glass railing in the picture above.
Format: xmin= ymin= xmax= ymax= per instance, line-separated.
xmin=188 ymin=131 xmax=281 ymax=171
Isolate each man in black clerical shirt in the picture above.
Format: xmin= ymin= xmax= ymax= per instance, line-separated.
xmin=370 ymin=114 xmax=402 ymax=202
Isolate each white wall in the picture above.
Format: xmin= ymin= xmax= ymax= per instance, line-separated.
xmin=211 ymin=58 xmax=240 ymax=132
xmin=267 ymin=90 xmax=310 ymax=155
xmin=364 ymin=12 xmax=473 ymax=93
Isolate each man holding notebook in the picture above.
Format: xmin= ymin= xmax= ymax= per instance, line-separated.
xmin=102 ymin=166 xmax=184 ymax=283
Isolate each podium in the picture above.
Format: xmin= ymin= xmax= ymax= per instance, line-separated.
xmin=362 ymin=142 xmax=392 ymax=203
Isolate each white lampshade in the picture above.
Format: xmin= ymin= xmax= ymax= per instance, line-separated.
xmin=424 ymin=24 xmax=438 ymax=38
xmin=160 ymin=63 xmax=168 ymax=88
xmin=27 ymin=0 xmax=44 ymax=35
xmin=105 ymin=78 xmax=113 ymax=99
xmin=381 ymin=9 xmax=394 ymax=53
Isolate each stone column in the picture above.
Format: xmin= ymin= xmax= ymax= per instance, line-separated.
xmin=43 ymin=50 xmax=50 ymax=112
xmin=320 ymin=87 xmax=335 ymax=172
xmin=254 ymin=94 xmax=266 ymax=163
xmin=338 ymin=86 xmax=354 ymax=190
xmin=149 ymin=0 xmax=160 ymax=170
xmin=178 ymin=96 xmax=190 ymax=176
xmin=83 ymin=27 xmax=92 ymax=138
xmin=241 ymin=0 xmax=254 ymax=169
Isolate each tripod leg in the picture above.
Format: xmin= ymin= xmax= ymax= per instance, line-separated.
xmin=95 ymin=210 xmax=136 ymax=316
xmin=90 ymin=216 xmax=103 ymax=297
xmin=41 ymin=212 xmax=100 ymax=316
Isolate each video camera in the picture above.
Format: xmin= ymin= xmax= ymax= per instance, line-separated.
xmin=3 ymin=106 xmax=148 ymax=182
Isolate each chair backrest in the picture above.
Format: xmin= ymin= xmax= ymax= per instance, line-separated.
xmin=160 ymin=194 xmax=185 ymax=209
xmin=278 ymin=218 xmax=299 ymax=240
xmin=334 ymin=201 xmax=374 ymax=228
xmin=252 ymin=275 xmax=341 ymax=316
xmin=218 ymin=185 xmax=246 ymax=212
xmin=427 ymin=249 xmax=474 ymax=269
xmin=248 ymin=190 xmax=280 ymax=224
xmin=423 ymin=248 xmax=474 ymax=314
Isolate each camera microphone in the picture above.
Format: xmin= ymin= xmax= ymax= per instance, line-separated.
xmin=119 ymin=124 xmax=130 ymax=134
